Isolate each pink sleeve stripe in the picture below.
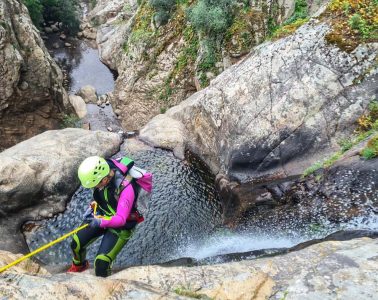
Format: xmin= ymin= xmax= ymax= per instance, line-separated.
xmin=100 ymin=182 xmax=135 ymax=228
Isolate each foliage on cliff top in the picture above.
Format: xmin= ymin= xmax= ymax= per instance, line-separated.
xmin=22 ymin=0 xmax=80 ymax=33
xmin=323 ymin=0 xmax=378 ymax=52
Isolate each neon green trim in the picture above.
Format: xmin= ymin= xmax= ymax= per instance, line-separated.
xmin=120 ymin=157 xmax=133 ymax=166
xmin=106 ymin=237 xmax=127 ymax=261
xmin=72 ymin=234 xmax=81 ymax=264
xmin=72 ymin=233 xmax=100 ymax=265
xmin=95 ymin=254 xmax=112 ymax=263
xmin=104 ymin=187 xmax=116 ymax=215
xmin=109 ymin=229 xmax=133 ymax=241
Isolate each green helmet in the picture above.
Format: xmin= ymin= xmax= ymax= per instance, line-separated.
xmin=78 ymin=156 xmax=110 ymax=188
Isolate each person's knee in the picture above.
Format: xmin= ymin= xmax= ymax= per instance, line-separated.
xmin=95 ymin=254 xmax=112 ymax=277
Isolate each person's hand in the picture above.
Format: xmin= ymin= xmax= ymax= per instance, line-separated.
xmin=85 ymin=217 xmax=101 ymax=229
xmin=82 ymin=207 xmax=93 ymax=220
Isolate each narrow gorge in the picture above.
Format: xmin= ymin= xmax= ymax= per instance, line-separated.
xmin=0 ymin=0 xmax=377 ymax=299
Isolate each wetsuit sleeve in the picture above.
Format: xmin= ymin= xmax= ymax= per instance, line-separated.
xmin=99 ymin=183 xmax=135 ymax=228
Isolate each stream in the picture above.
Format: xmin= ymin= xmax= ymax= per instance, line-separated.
xmin=22 ymin=5 xmax=378 ymax=270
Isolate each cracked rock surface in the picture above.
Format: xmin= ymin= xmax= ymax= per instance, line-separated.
xmin=141 ymin=21 xmax=378 ymax=181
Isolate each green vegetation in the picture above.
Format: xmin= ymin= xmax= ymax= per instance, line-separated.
xmin=279 ymin=290 xmax=289 ymax=300
xmin=23 ymin=0 xmax=43 ymax=25
xmin=359 ymin=101 xmax=378 ymax=159
xmin=361 ymin=134 xmax=378 ymax=159
xmin=149 ymin=0 xmax=176 ymax=25
xmin=187 ymin=0 xmax=236 ymax=36
xmin=173 ymin=286 xmax=212 ymax=299
xmin=285 ymin=0 xmax=308 ymax=24
xmin=303 ymin=162 xmax=323 ymax=177
xmin=127 ymin=2 xmax=155 ymax=47
xmin=187 ymin=0 xmax=236 ymax=87
xmin=61 ymin=114 xmax=82 ymax=128
xmin=272 ymin=18 xmax=309 ymax=39
xmin=22 ymin=0 xmax=80 ymax=33
xmin=324 ymin=0 xmax=378 ymax=52
xmin=269 ymin=0 xmax=308 ymax=39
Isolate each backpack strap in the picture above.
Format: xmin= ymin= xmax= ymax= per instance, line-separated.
xmin=111 ymin=158 xmax=128 ymax=174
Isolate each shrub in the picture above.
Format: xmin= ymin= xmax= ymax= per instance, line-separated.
xmin=198 ymin=38 xmax=217 ymax=70
xmin=149 ymin=0 xmax=176 ymax=25
xmin=361 ymin=134 xmax=378 ymax=159
xmin=325 ymin=0 xmax=378 ymax=51
xmin=149 ymin=0 xmax=175 ymax=11
xmin=61 ymin=114 xmax=82 ymax=128
xmin=339 ymin=138 xmax=354 ymax=152
xmin=188 ymin=0 xmax=236 ymax=36
xmin=285 ymin=0 xmax=308 ymax=24
xmin=23 ymin=0 xmax=80 ymax=33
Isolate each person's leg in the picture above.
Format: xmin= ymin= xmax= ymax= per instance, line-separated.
xmin=94 ymin=228 xmax=133 ymax=277
xmin=70 ymin=225 xmax=105 ymax=267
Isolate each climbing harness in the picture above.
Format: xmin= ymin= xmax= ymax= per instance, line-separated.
xmin=0 ymin=223 xmax=89 ymax=273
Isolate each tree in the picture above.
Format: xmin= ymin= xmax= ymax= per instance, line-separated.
xmin=22 ymin=0 xmax=43 ymax=26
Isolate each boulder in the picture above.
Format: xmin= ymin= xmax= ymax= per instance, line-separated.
xmin=82 ymin=28 xmax=97 ymax=40
xmin=69 ymin=95 xmax=87 ymax=118
xmin=44 ymin=27 xmax=53 ymax=33
xmin=0 ymin=128 xmax=121 ymax=253
xmin=50 ymin=24 xmax=59 ymax=32
xmin=139 ymin=114 xmax=186 ymax=159
xmin=76 ymin=85 xmax=97 ymax=103
xmin=0 ymin=250 xmax=48 ymax=275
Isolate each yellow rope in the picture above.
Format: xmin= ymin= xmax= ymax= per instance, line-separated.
xmin=0 ymin=223 xmax=89 ymax=273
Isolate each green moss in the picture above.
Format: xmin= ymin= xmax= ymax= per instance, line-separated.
xmin=128 ymin=1 xmax=155 ymax=46
xmin=361 ymin=134 xmax=378 ymax=159
xmin=323 ymin=152 xmax=342 ymax=168
xmin=61 ymin=114 xmax=82 ymax=128
xmin=303 ymin=162 xmax=323 ymax=177
xmin=272 ymin=18 xmax=309 ymax=39
xmin=338 ymin=138 xmax=354 ymax=152
xmin=224 ymin=8 xmax=262 ymax=52
xmin=304 ymin=98 xmax=378 ymax=176
xmin=173 ymin=286 xmax=212 ymax=299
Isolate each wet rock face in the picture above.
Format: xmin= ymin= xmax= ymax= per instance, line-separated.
xmin=0 ymin=128 xmax=121 ymax=253
xmin=0 ymin=0 xmax=70 ymax=151
xmin=221 ymin=155 xmax=378 ymax=234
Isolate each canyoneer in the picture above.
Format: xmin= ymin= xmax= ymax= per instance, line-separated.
xmin=68 ymin=156 xmax=152 ymax=277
